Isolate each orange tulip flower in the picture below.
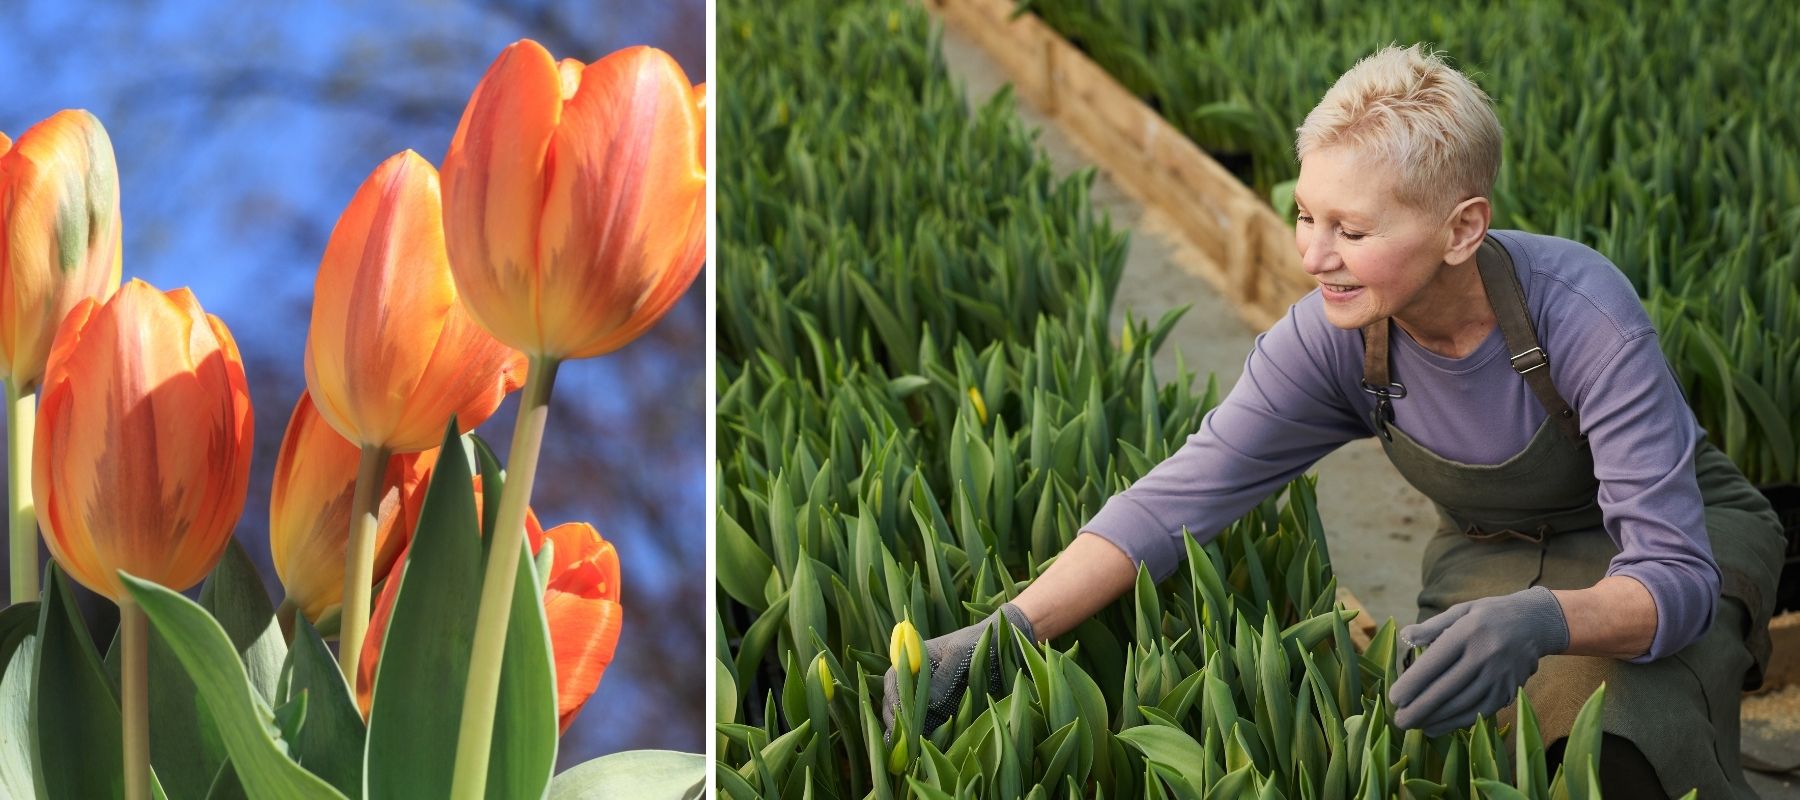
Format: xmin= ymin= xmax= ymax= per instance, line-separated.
xmin=538 ymin=522 xmax=623 ymax=732
xmin=441 ymin=40 xmax=706 ymax=360
xmin=33 ymin=279 xmax=252 ymax=601
xmin=269 ymin=391 xmax=434 ymax=622
xmin=0 ymin=109 xmax=122 ymax=392
xmin=304 ymin=149 xmax=526 ymax=454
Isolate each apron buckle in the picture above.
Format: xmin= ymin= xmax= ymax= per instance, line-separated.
xmin=1360 ymin=380 xmax=1405 ymax=441
xmin=1510 ymin=347 xmax=1549 ymax=375
xmin=1462 ymin=522 xmax=1552 ymax=544
xmin=1359 ymin=379 xmax=1408 ymax=399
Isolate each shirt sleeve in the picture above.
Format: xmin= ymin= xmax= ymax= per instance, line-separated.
xmin=1570 ymin=328 xmax=1721 ymax=662
xmin=1080 ymin=294 xmax=1370 ymax=580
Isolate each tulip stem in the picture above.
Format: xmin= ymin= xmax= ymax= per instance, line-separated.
xmin=449 ymin=355 xmax=559 ymax=800
xmin=6 ymin=379 xmax=37 ymax=603
xmin=119 ymin=595 xmax=150 ymax=800
xmin=335 ymin=444 xmax=391 ymax=691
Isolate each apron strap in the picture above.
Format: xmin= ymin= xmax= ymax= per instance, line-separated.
xmin=1472 ymin=236 xmax=1586 ymax=443
xmin=1358 ymin=235 xmax=1585 ymax=443
xmin=1359 ymin=319 xmax=1402 ymax=439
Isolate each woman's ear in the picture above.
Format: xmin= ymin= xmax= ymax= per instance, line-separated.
xmin=1444 ymin=196 xmax=1492 ymax=266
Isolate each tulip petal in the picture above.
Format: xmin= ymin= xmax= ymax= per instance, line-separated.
xmin=0 ymin=109 xmax=122 ymax=390
xmin=539 ymin=523 xmax=621 ymax=732
xmin=305 ymin=151 xmax=458 ymax=450
xmin=34 ymin=280 xmax=251 ymax=600
xmin=693 ymin=83 xmax=708 ymax=171
xmin=443 ymin=39 xmax=563 ymax=354
xmin=536 ymin=47 xmax=706 ymax=360
xmin=270 ymin=392 xmax=422 ymax=621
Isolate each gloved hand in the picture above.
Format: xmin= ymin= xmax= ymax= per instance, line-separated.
xmin=882 ymin=603 xmax=1035 ymax=739
xmin=1389 ymin=585 xmax=1570 ymax=736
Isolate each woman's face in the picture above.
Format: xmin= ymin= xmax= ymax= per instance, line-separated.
xmin=1292 ymin=146 xmax=1455 ymax=331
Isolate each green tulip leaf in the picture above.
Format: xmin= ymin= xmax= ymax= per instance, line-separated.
xmin=547 ymin=749 xmax=706 ymax=800
xmin=1117 ymin=725 xmax=1210 ymax=787
xmin=119 ymin=572 xmax=345 ymax=799
xmin=366 ymin=419 xmax=557 ymax=800
xmin=275 ymin=614 xmax=364 ymax=796
xmin=199 ymin=538 xmax=287 ymax=704
xmin=33 ymin=563 xmax=124 ymax=800
xmin=0 ymin=602 xmax=40 ymax=797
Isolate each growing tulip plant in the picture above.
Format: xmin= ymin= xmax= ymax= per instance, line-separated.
xmin=0 ymin=38 xmax=705 ymax=800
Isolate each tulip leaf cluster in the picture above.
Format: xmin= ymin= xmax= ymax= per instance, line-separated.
xmin=1021 ymin=0 xmax=1800 ymax=484
xmin=717 ymin=0 xmax=1630 ymax=797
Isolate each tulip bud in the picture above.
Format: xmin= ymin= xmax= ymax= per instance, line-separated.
xmin=967 ymin=387 xmax=988 ymax=425
xmin=0 ymin=110 xmax=122 ymax=392
xmin=303 ymin=150 xmax=526 ymax=454
xmin=441 ymin=40 xmax=706 ymax=361
xmin=269 ymin=392 xmax=433 ymax=622
xmin=889 ymin=619 xmax=924 ymax=675
xmin=886 ymin=734 xmax=909 ymax=775
xmin=812 ymin=654 xmax=835 ymax=703
xmin=34 ymin=280 xmax=252 ymax=600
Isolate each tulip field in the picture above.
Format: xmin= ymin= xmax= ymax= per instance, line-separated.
xmin=0 ymin=33 xmax=705 ymax=800
xmin=715 ymin=0 xmax=1628 ymax=797
xmin=1022 ymin=0 xmax=1800 ymax=486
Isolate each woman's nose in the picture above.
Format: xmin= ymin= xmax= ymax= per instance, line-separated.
xmin=1300 ymin=229 xmax=1337 ymax=276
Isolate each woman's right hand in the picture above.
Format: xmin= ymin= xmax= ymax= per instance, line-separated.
xmin=880 ymin=603 xmax=1035 ymax=740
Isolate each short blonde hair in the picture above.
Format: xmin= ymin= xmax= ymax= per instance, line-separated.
xmin=1295 ymin=44 xmax=1502 ymax=214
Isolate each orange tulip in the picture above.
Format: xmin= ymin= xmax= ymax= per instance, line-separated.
xmin=0 ymin=109 xmax=122 ymax=392
xmin=303 ymin=150 xmax=526 ymax=453
xmin=539 ymin=522 xmax=622 ymax=732
xmin=269 ymin=391 xmax=434 ymax=622
xmin=33 ymin=279 xmax=252 ymax=601
xmin=356 ymin=460 xmax=545 ymax=715
xmin=441 ymin=41 xmax=706 ymax=360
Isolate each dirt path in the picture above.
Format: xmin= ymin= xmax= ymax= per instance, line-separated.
xmin=934 ymin=22 xmax=1800 ymax=796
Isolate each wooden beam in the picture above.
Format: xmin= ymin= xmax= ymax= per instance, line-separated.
xmin=926 ymin=0 xmax=1311 ymax=331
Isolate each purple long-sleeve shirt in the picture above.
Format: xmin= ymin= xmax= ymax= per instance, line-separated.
xmin=1082 ymin=229 xmax=1719 ymax=662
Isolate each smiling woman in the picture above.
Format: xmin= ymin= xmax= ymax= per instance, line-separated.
xmin=890 ymin=42 xmax=1786 ymax=800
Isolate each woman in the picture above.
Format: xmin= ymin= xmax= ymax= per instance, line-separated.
xmin=883 ymin=44 xmax=1784 ymax=798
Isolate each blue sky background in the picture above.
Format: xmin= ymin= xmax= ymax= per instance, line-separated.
xmin=0 ymin=0 xmax=707 ymax=768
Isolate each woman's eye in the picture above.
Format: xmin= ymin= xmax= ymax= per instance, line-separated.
xmin=1296 ymin=214 xmax=1313 ymax=224
xmin=1340 ymin=230 xmax=1367 ymax=241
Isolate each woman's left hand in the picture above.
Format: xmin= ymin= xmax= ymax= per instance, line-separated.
xmin=1388 ymin=585 xmax=1571 ymax=735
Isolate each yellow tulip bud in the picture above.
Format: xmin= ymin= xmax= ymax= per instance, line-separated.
xmin=967 ymin=387 xmax=988 ymax=425
xmin=813 ymin=654 xmax=835 ymax=703
xmin=889 ymin=619 xmax=924 ymax=675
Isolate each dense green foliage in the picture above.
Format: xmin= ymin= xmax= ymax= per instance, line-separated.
xmin=716 ymin=0 xmax=1625 ymax=796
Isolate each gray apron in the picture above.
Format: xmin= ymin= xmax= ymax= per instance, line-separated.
xmin=1360 ymin=236 xmax=1787 ymax=799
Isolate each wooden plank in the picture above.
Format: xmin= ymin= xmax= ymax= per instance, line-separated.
xmin=1757 ymin=610 xmax=1800 ymax=692
xmin=927 ymin=0 xmax=1310 ymax=330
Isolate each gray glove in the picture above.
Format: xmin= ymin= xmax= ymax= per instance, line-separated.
xmin=1389 ymin=585 xmax=1570 ymax=736
xmin=882 ymin=603 xmax=1035 ymax=739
